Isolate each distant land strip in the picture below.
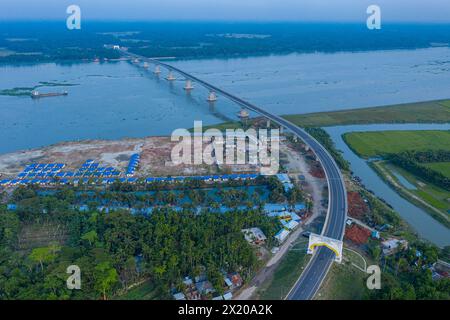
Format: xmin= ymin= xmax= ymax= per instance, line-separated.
xmin=282 ymin=99 xmax=450 ymax=127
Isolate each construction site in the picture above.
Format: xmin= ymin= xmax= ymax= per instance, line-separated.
xmin=0 ymin=135 xmax=261 ymax=181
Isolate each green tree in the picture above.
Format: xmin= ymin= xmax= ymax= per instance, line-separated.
xmin=29 ymin=245 xmax=61 ymax=271
xmin=81 ymin=230 xmax=98 ymax=246
xmin=94 ymin=262 xmax=118 ymax=300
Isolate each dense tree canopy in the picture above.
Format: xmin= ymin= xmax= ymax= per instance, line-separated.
xmin=0 ymin=185 xmax=281 ymax=299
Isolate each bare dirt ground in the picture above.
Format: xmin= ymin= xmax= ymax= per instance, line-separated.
xmin=0 ymin=136 xmax=259 ymax=179
xmin=282 ymin=143 xmax=327 ymax=223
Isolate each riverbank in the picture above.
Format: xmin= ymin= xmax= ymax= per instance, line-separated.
xmin=341 ymin=129 xmax=450 ymax=227
xmin=202 ymin=112 xmax=450 ymax=246
xmin=283 ymin=99 xmax=450 ymax=128
xmin=310 ymin=131 xmax=449 ymax=300
xmin=3 ymin=48 xmax=450 ymax=155
xmin=370 ymin=160 xmax=450 ymax=228
xmin=204 ymin=98 xmax=450 ymax=133
xmin=326 ymin=124 xmax=450 ymax=247
xmin=4 ymin=22 xmax=450 ymax=64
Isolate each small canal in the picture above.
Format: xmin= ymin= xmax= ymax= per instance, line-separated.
xmin=326 ymin=123 xmax=450 ymax=247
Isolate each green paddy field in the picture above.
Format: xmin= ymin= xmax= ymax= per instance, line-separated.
xmin=342 ymin=130 xmax=450 ymax=158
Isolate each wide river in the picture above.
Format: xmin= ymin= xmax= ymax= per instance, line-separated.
xmin=1 ymin=47 xmax=450 ymax=154
xmin=1 ymin=47 xmax=449 ymax=245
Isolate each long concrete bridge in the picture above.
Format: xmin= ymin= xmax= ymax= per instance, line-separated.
xmin=118 ymin=48 xmax=348 ymax=300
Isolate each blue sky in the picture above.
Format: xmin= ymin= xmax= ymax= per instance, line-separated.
xmin=1 ymin=0 xmax=449 ymax=22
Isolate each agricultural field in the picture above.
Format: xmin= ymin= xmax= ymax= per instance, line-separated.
xmin=423 ymin=162 xmax=450 ymax=179
xmin=283 ymin=99 xmax=450 ymax=127
xmin=343 ymin=130 xmax=450 ymax=158
xmin=344 ymin=130 xmax=450 ymax=224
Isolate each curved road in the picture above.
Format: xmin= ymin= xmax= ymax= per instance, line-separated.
xmin=120 ymin=49 xmax=348 ymax=300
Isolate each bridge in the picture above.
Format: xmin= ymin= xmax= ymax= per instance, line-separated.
xmin=117 ymin=48 xmax=348 ymax=300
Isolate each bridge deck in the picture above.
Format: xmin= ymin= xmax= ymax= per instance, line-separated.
xmin=120 ymin=49 xmax=348 ymax=300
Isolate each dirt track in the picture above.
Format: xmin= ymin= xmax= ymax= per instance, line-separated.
xmin=234 ymin=143 xmax=327 ymax=300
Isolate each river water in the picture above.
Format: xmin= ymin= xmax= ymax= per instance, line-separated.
xmin=0 ymin=61 xmax=238 ymax=154
xmin=326 ymin=124 xmax=450 ymax=247
xmin=1 ymin=48 xmax=450 ymax=245
xmin=2 ymin=47 xmax=450 ymax=154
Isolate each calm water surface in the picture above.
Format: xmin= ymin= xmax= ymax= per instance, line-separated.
xmin=326 ymin=124 xmax=450 ymax=247
xmin=1 ymin=48 xmax=450 ymax=245
xmin=0 ymin=61 xmax=238 ymax=154
xmin=2 ymin=47 xmax=450 ymax=154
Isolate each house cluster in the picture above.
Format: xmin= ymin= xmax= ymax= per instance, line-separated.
xmin=172 ymin=272 xmax=243 ymax=301
xmin=144 ymin=174 xmax=259 ymax=183
xmin=0 ymin=159 xmax=122 ymax=186
xmin=0 ymin=156 xmax=260 ymax=187
xmin=209 ymin=130 xmax=282 ymax=171
xmin=264 ymin=203 xmax=304 ymax=243
xmin=276 ymin=173 xmax=294 ymax=192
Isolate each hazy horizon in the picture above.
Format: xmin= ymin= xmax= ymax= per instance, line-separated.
xmin=0 ymin=0 xmax=449 ymax=23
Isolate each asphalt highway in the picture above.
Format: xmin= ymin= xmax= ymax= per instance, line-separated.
xmin=120 ymin=50 xmax=348 ymax=300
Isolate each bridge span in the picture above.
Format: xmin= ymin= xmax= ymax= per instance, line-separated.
xmin=119 ymin=49 xmax=348 ymax=300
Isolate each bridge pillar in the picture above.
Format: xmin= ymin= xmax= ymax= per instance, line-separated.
xmin=267 ymin=119 xmax=271 ymax=128
xmin=237 ymin=108 xmax=250 ymax=125
xmin=280 ymin=126 xmax=284 ymax=134
xmin=166 ymin=71 xmax=176 ymax=81
xmin=153 ymin=65 xmax=161 ymax=75
xmin=184 ymin=79 xmax=194 ymax=91
xmin=207 ymin=91 xmax=218 ymax=102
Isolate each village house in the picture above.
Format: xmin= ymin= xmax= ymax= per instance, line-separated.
xmin=241 ymin=227 xmax=267 ymax=245
xmin=381 ymin=238 xmax=409 ymax=256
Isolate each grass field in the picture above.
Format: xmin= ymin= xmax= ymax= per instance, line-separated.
xmin=373 ymin=161 xmax=450 ymax=226
xmin=343 ymin=130 xmax=450 ymax=225
xmin=283 ymin=99 xmax=450 ymax=127
xmin=315 ymin=261 xmax=368 ymax=300
xmin=343 ymin=130 xmax=450 ymax=158
xmin=258 ymin=240 xmax=309 ymax=300
xmin=115 ymin=280 xmax=162 ymax=300
xmin=423 ymin=162 xmax=450 ymax=179
xmin=201 ymin=99 xmax=450 ymax=132
xmin=386 ymin=162 xmax=450 ymax=210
